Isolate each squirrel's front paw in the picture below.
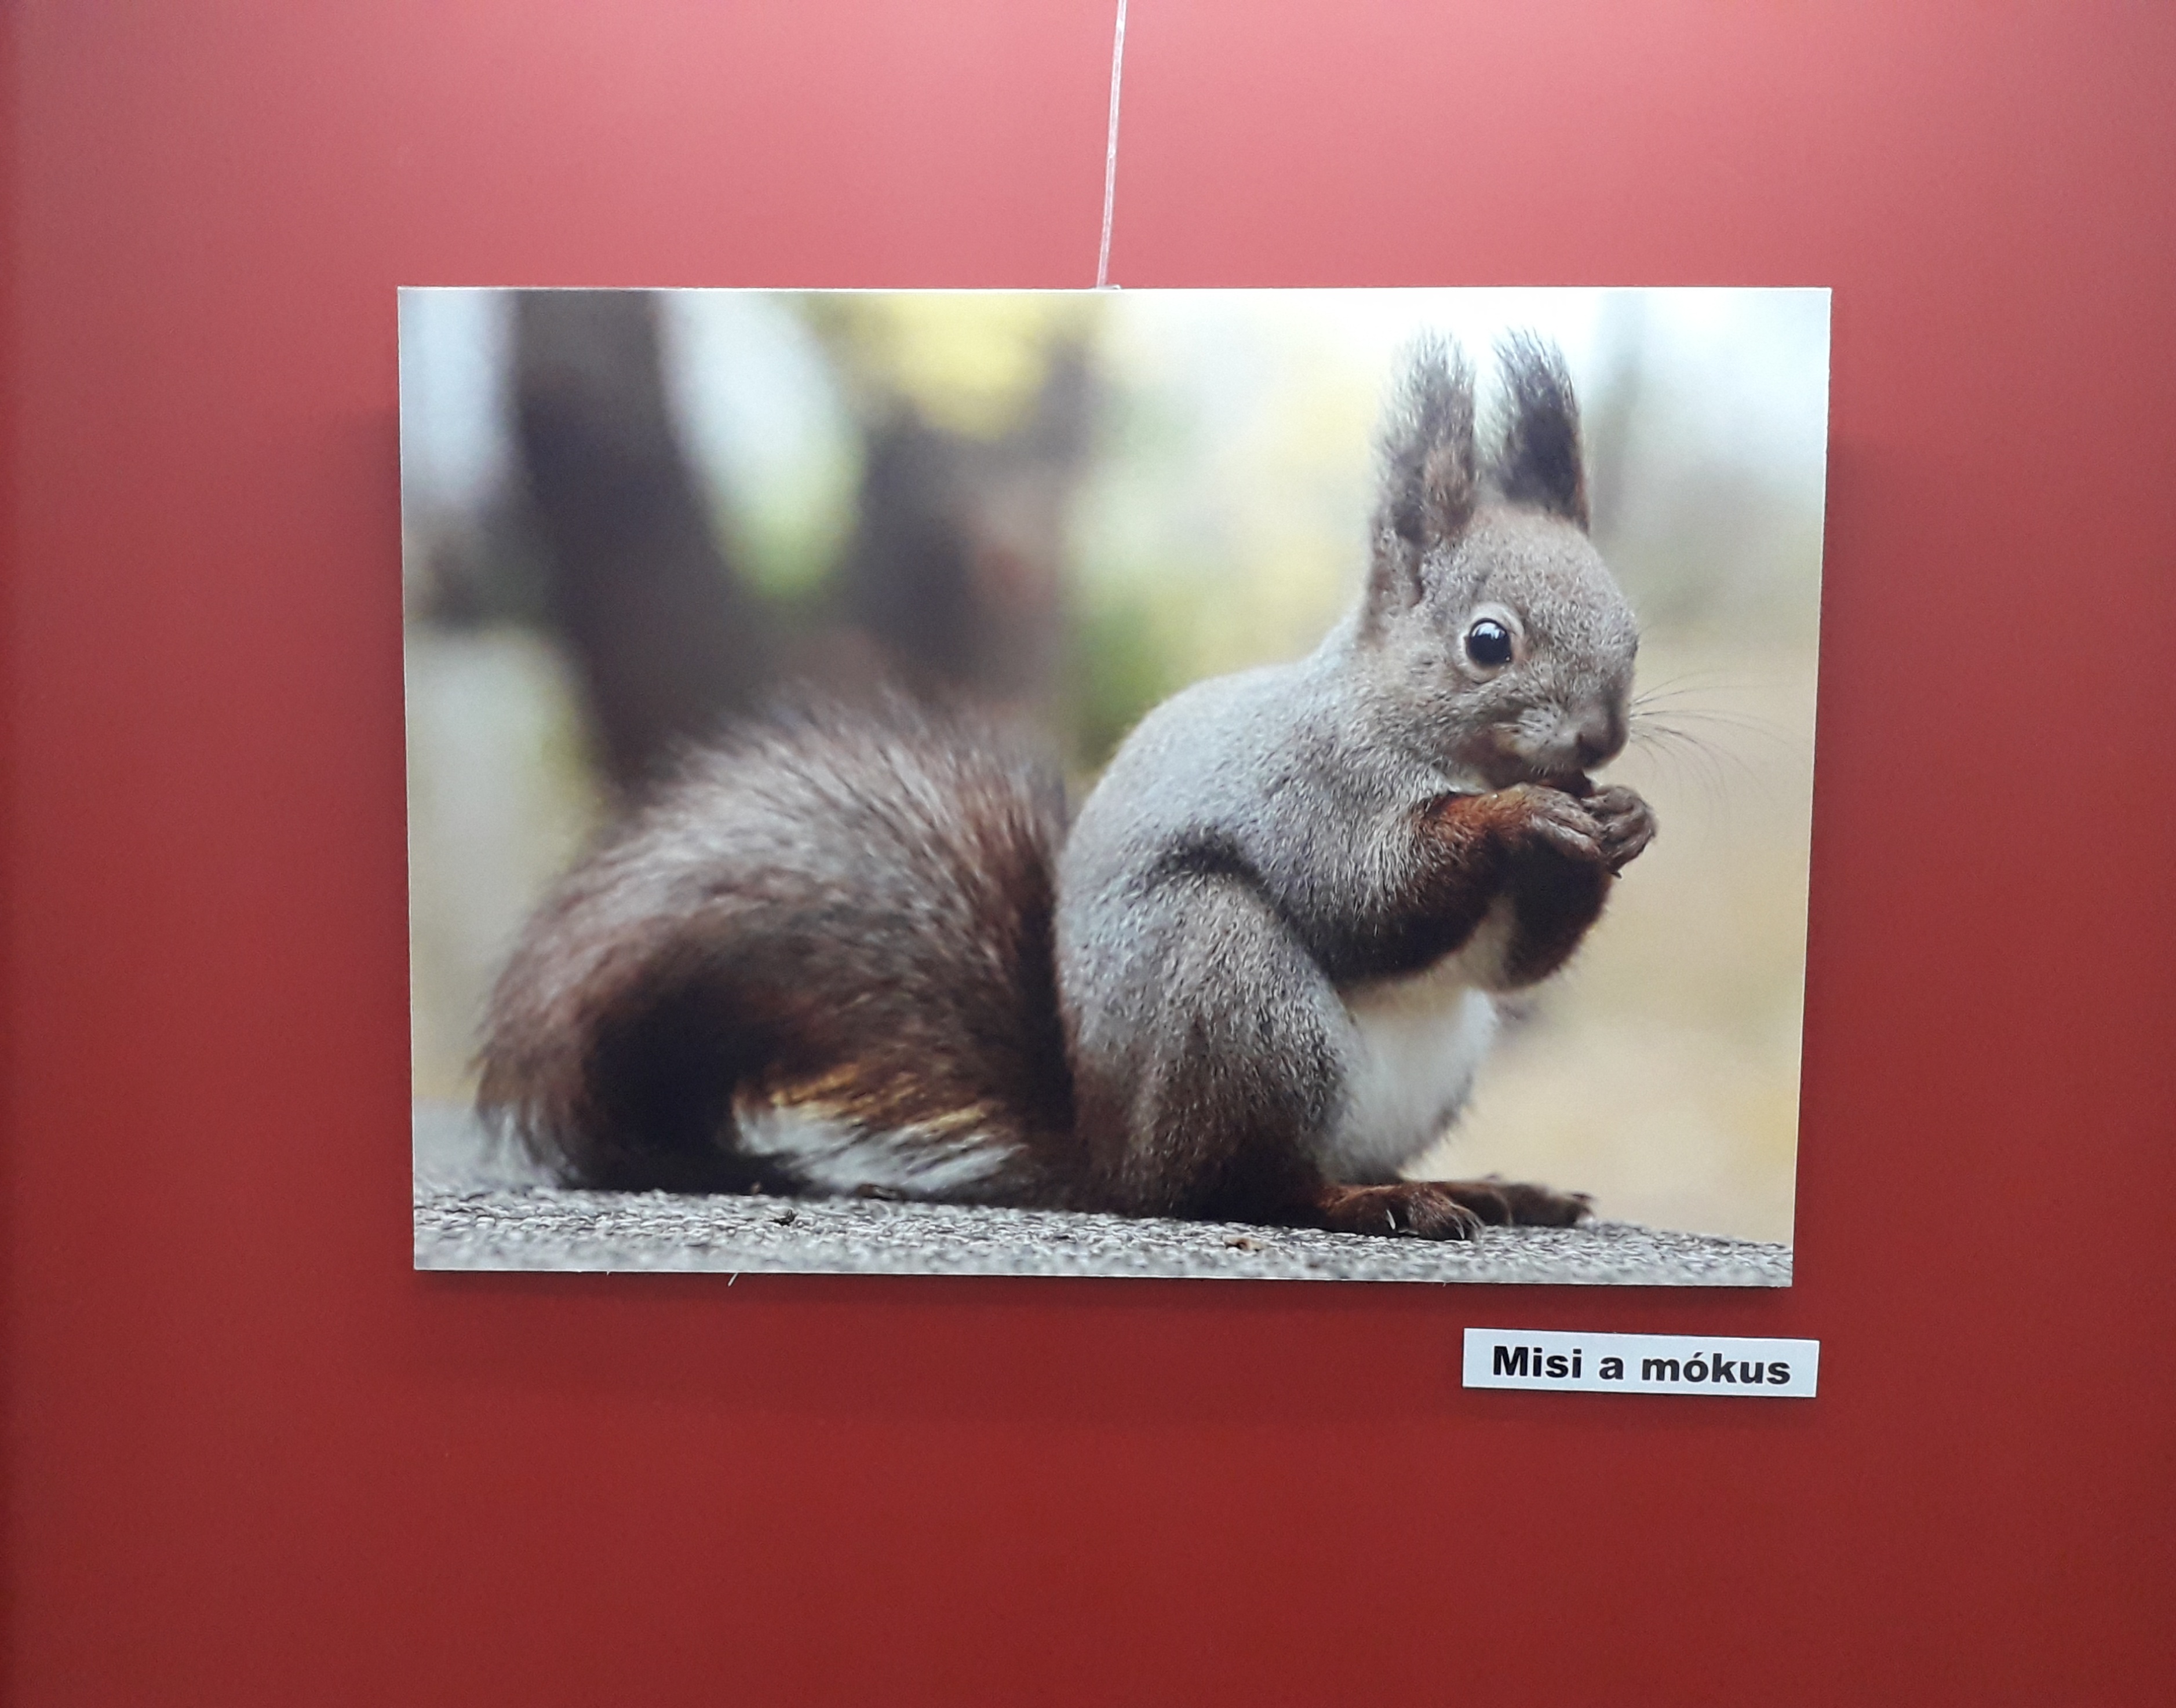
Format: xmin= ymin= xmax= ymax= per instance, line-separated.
xmin=1584 ymin=784 xmax=1656 ymax=873
xmin=1499 ymin=782 xmax=1654 ymax=876
xmin=1307 ymin=1183 xmax=1485 ymax=1240
xmin=1501 ymin=783 xmax=1610 ymax=867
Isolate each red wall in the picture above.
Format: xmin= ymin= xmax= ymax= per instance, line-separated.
xmin=8 ymin=3 xmax=2174 ymax=1702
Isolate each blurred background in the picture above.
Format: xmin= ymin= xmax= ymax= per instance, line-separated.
xmin=400 ymin=287 xmax=1828 ymax=1243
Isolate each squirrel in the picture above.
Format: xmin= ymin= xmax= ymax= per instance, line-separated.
xmin=476 ymin=333 xmax=1656 ymax=1240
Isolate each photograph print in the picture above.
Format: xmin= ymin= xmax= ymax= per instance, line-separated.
xmin=403 ymin=286 xmax=1828 ymax=1284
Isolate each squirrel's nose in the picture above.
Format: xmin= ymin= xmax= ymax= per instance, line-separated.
xmin=1570 ymin=705 xmax=1625 ymax=769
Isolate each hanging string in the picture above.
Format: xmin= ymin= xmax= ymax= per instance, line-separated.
xmin=1096 ymin=0 xmax=1130 ymax=288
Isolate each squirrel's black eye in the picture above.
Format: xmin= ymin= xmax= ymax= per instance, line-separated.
xmin=1465 ymin=619 xmax=1514 ymax=669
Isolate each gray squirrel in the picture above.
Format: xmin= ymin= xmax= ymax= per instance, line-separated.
xmin=477 ymin=333 xmax=1656 ymax=1239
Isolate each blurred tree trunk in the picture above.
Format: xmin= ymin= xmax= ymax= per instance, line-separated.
xmin=423 ymin=290 xmax=1096 ymax=794
xmin=512 ymin=290 xmax=767 ymax=792
xmin=830 ymin=339 xmax=1092 ymax=720
xmin=1583 ymin=293 xmax=1647 ymax=554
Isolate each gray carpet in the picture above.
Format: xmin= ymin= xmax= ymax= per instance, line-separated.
xmin=414 ymin=1104 xmax=1791 ymax=1286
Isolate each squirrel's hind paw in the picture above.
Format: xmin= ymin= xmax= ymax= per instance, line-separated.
xmin=1427 ymin=1176 xmax=1594 ymax=1227
xmin=1306 ymin=1183 xmax=1486 ymax=1240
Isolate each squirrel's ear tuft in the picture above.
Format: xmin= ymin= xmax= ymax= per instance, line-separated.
xmin=1367 ymin=335 xmax=1478 ymax=623
xmin=1489 ymin=333 xmax=1590 ymax=530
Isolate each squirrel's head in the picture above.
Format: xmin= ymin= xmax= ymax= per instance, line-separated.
xmin=1357 ymin=333 xmax=1638 ymax=792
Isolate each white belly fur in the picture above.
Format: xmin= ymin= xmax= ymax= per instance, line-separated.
xmin=1319 ymin=950 xmax=1503 ymax=1185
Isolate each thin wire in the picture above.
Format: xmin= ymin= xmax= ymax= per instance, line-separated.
xmin=1096 ymin=0 xmax=1129 ymax=288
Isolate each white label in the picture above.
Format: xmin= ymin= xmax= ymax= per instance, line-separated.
xmin=1463 ymin=1329 xmax=1818 ymax=1398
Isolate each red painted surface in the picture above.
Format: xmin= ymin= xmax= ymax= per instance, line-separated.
xmin=6 ymin=2 xmax=2174 ymax=1700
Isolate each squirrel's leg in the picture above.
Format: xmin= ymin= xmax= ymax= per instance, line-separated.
xmin=1065 ymin=875 xmax=1490 ymax=1239
xmin=1069 ymin=874 xmax=1343 ymax=1225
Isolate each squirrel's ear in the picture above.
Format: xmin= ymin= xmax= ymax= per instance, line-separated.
xmin=1489 ymin=333 xmax=1590 ymax=531
xmin=1366 ymin=336 xmax=1478 ymax=624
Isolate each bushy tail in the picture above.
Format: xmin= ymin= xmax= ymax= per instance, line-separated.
xmin=476 ymin=697 xmax=1077 ymax=1199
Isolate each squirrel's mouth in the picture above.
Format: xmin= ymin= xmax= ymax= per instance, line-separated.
xmin=1462 ymin=728 xmax=1601 ymax=797
xmin=1466 ymin=740 xmax=1594 ymax=797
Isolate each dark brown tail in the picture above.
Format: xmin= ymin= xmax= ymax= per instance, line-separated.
xmin=476 ymin=697 xmax=1077 ymax=1198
